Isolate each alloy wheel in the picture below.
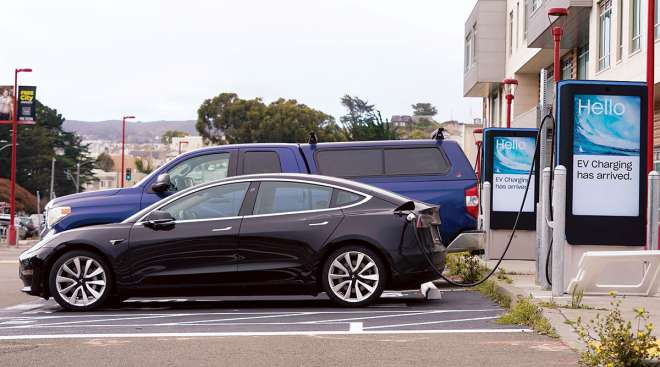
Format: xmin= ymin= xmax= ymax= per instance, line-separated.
xmin=328 ymin=251 xmax=380 ymax=303
xmin=55 ymin=256 xmax=107 ymax=307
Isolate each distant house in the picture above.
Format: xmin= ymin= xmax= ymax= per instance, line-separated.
xmin=391 ymin=115 xmax=413 ymax=128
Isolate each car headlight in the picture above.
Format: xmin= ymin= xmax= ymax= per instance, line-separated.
xmin=46 ymin=206 xmax=71 ymax=228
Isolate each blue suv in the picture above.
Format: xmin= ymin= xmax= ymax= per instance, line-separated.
xmin=44 ymin=139 xmax=482 ymax=250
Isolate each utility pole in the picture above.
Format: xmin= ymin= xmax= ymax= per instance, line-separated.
xmin=50 ymin=157 xmax=56 ymax=200
xmin=76 ymin=163 xmax=80 ymax=193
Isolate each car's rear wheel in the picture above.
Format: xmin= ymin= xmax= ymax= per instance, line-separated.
xmin=322 ymin=246 xmax=385 ymax=307
xmin=49 ymin=250 xmax=111 ymax=311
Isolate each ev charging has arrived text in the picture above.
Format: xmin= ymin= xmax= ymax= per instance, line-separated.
xmin=575 ymin=159 xmax=634 ymax=181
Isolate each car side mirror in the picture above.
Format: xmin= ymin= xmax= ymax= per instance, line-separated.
xmin=151 ymin=173 xmax=172 ymax=193
xmin=143 ymin=210 xmax=175 ymax=230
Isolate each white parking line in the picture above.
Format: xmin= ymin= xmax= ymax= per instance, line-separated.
xmin=0 ymin=328 xmax=533 ymax=340
xmin=157 ymin=312 xmax=317 ymax=326
xmin=364 ymin=316 xmax=500 ymax=330
xmin=302 ymin=309 xmax=500 ymax=325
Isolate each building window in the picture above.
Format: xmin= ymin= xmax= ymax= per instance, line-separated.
xmin=631 ymin=0 xmax=641 ymax=52
xmin=472 ymin=24 xmax=477 ymax=65
xmin=655 ymin=0 xmax=660 ymax=39
xmin=509 ymin=11 xmax=514 ymax=55
xmin=562 ymin=58 xmax=573 ymax=80
xmin=465 ymin=32 xmax=472 ymax=72
xmin=577 ymin=46 xmax=589 ymax=79
xmin=616 ymin=0 xmax=623 ymax=61
xmin=516 ymin=2 xmax=520 ymax=49
xmin=598 ymin=0 xmax=612 ymax=71
xmin=491 ymin=92 xmax=500 ymax=127
xmin=531 ymin=0 xmax=542 ymax=13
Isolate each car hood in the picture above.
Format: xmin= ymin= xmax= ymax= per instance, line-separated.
xmin=46 ymin=188 xmax=123 ymax=209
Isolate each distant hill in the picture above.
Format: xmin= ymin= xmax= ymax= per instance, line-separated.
xmin=63 ymin=120 xmax=198 ymax=143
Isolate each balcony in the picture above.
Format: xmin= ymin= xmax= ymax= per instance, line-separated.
xmin=526 ymin=0 xmax=592 ymax=49
xmin=463 ymin=0 xmax=507 ymax=98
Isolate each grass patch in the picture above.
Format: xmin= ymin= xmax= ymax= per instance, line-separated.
xmin=474 ymin=280 xmax=511 ymax=309
xmin=497 ymin=296 xmax=558 ymax=338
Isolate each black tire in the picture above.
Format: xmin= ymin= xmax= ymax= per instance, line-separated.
xmin=48 ymin=250 xmax=112 ymax=311
xmin=322 ymin=245 xmax=386 ymax=307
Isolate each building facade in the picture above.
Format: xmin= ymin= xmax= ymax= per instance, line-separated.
xmin=464 ymin=0 xmax=660 ymax=160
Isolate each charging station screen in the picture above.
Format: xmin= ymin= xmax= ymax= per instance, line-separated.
xmin=492 ymin=136 xmax=536 ymax=213
xmin=572 ymin=94 xmax=641 ymax=216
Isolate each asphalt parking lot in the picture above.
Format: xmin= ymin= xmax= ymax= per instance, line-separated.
xmin=0 ymin=290 xmax=523 ymax=339
xmin=0 ymin=250 xmax=579 ymax=366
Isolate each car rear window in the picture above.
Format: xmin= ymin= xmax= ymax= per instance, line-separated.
xmin=243 ymin=151 xmax=282 ymax=174
xmin=316 ymin=147 xmax=449 ymax=177
xmin=332 ymin=189 xmax=365 ymax=207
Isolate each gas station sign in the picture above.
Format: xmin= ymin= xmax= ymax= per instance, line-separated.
xmin=556 ymin=81 xmax=647 ymax=246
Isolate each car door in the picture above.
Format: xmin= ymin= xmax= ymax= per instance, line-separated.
xmin=237 ymin=180 xmax=343 ymax=286
xmin=140 ymin=150 xmax=238 ymax=209
xmin=128 ymin=181 xmax=251 ymax=290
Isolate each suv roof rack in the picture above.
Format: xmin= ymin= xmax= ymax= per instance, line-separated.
xmin=308 ymin=132 xmax=318 ymax=145
xmin=431 ymin=128 xmax=445 ymax=141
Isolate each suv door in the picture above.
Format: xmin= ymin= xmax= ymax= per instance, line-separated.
xmin=140 ymin=150 xmax=238 ymax=208
xmin=128 ymin=182 xmax=250 ymax=290
xmin=237 ymin=180 xmax=343 ymax=286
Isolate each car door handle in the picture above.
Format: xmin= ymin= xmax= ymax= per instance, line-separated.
xmin=308 ymin=221 xmax=329 ymax=226
xmin=212 ymin=226 xmax=232 ymax=232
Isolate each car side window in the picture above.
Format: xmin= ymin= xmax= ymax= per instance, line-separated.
xmin=168 ymin=153 xmax=230 ymax=191
xmin=253 ymin=182 xmax=332 ymax=215
xmin=243 ymin=151 xmax=282 ymax=174
xmin=333 ymin=189 xmax=364 ymax=207
xmin=160 ymin=182 xmax=250 ymax=221
xmin=384 ymin=148 xmax=449 ymax=175
xmin=316 ymin=149 xmax=382 ymax=177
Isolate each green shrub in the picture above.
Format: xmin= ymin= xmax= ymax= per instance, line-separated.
xmin=444 ymin=252 xmax=488 ymax=283
xmin=574 ymin=293 xmax=658 ymax=367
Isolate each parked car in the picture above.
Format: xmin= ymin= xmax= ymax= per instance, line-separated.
xmin=0 ymin=214 xmax=27 ymax=240
xmin=42 ymin=138 xmax=482 ymax=251
xmin=19 ymin=217 xmax=39 ymax=238
xmin=20 ymin=174 xmax=445 ymax=310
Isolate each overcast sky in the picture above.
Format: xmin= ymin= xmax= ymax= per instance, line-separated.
xmin=3 ymin=0 xmax=480 ymax=123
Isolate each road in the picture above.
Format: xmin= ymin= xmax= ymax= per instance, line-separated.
xmin=0 ymin=246 xmax=578 ymax=366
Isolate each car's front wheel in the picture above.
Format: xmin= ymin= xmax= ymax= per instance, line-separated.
xmin=49 ymin=250 xmax=111 ymax=311
xmin=322 ymin=246 xmax=385 ymax=307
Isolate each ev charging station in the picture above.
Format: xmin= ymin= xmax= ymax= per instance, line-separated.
xmin=481 ymin=128 xmax=539 ymax=261
xmin=477 ymin=79 xmax=660 ymax=297
xmin=549 ymin=80 xmax=650 ymax=295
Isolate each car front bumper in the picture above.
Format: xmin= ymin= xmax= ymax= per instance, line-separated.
xmin=18 ymin=247 xmax=51 ymax=298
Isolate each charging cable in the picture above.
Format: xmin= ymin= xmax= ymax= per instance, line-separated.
xmin=412 ymin=114 xmax=554 ymax=287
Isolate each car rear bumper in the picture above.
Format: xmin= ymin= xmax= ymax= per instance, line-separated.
xmin=390 ymin=244 xmax=446 ymax=290
xmin=446 ymin=230 xmax=484 ymax=254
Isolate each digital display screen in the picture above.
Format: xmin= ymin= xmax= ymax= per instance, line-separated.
xmin=572 ymin=94 xmax=641 ymax=217
xmin=492 ymin=136 xmax=536 ymax=213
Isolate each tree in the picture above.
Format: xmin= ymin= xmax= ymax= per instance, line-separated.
xmin=340 ymin=95 xmax=397 ymax=141
xmin=135 ymin=157 xmax=153 ymax=174
xmin=160 ymin=130 xmax=187 ymax=144
xmin=0 ymin=100 xmax=96 ymax=201
xmin=96 ymin=152 xmax=114 ymax=172
xmin=196 ymin=93 xmax=345 ymax=144
xmin=412 ymin=103 xmax=438 ymax=117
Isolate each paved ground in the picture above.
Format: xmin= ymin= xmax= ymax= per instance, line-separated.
xmin=0 ymin=246 xmax=579 ymax=366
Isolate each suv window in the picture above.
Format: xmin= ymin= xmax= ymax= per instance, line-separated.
xmin=316 ymin=149 xmax=382 ymax=177
xmin=243 ymin=151 xmax=282 ymax=174
xmin=384 ymin=148 xmax=449 ymax=175
xmin=168 ymin=153 xmax=230 ymax=191
xmin=253 ymin=181 xmax=333 ymax=215
xmin=161 ymin=182 xmax=249 ymax=221
xmin=316 ymin=147 xmax=449 ymax=177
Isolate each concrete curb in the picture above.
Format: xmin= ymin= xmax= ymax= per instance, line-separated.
xmin=489 ymin=278 xmax=584 ymax=352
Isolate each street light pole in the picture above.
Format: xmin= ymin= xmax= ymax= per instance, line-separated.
xmin=548 ymin=8 xmax=568 ymax=84
xmin=502 ymin=78 xmax=518 ymax=128
xmin=120 ymin=115 xmax=135 ymax=188
xmin=8 ymin=68 xmax=31 ymax=246
xmin=647 ymin=0 xmax=655 ymax=175
xmin=178 ymin=140 xmax=189 ymax=154
xmin=76 ymin=163 xmax=80 ymax=193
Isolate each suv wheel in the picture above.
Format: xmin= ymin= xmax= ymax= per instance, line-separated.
xmin=49 ymin=250 xmax=111 ymax=311
xmin=322 ymin=246 xmax=385 ymax=307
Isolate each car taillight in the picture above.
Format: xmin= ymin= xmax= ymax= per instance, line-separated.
xmin=465 ymin=185 xmax=479 ymax=219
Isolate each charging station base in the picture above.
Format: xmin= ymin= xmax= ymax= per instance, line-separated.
xmin=487 ymin=230 xmax=537 ymax=261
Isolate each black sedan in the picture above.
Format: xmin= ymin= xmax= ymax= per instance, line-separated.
xmin=19 ymin=174 xmax=445 ymax=310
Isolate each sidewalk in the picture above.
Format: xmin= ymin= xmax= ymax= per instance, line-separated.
xmin=490 ymin=260 xmax=660 ymax=351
